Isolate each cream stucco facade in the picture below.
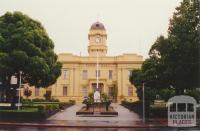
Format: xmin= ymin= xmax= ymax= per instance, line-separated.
xmin=23 ymin=22 xmax=143 ymax=103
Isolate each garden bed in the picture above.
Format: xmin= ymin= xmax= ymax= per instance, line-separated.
xmin=0 ymin=101 xmax=74 ymax=120
xmin=76 ymin=106 xmax=118 ymax=116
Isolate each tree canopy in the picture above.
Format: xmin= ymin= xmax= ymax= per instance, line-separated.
xmin=130 ymin=0 xmax=200 ymax=95
xmin=0 ymin=11 xmax=62 ymax=89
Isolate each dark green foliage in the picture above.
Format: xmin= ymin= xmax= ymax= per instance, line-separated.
xmin=23 ymin=88 xmax=32 ymax=99
xmin=0 ymin=101 xmax=74 ymax=120
xmin=150 ymin=0 xmax=200 ymax=94
xmin=43 ymin=91 xmax=51 ymax=101
xmin=0 ymin=12 xmax=62 ymax=102
xmin=101 ymin=93 xmax=111 ymax=111
xmin=185 ymin=89 xmax=200 ymax=102
xmin=121 ymin=100 xmax=146 ymax=117
xmin=130 ymin=0 xmax=200 ymax=95
xmin=82 ymin=95 xmax=93 ymax=110
xmin=32 ymin=98 xmax=46 ymax=102
xmin=159 ymin=88 xmax=175 ymax=101
xmin=129 ymin=69 xmax=143 ymax=87
xmin=69 ymin=100 xmax=76 ymax=104
xmin=136 ymin=86 xmax=157 ymax=104
xmin=32 ymin=98 xmax=60 ymax=102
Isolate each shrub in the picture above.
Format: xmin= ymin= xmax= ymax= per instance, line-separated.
xmin=24 ymin=88 xmax=32 ymax=100
xmin=38 ymin=106 xmax=45 ymax=113
xmin=69 ymin=100 xmax=75 ymax=104
xmin=101 ymin=93 xmax=111 ymax=111
xmin=185 ymin=89 xmax=200 ymax=103
xmin=32 ymin=98 xmax=45 ymax=102
xmin=149 ymin=106 xmax=167 ymax=118
xmin=22 ymin=99 xmax=33 ymax=106
xmin=121 ymin=100 xmax=144 ymax=117
xmin=45 ymin=105 xmax=51 ymax=112
xmin=83 ymin=97 xmax=93 ymax=110
xmin=59 ymin=102 xmax=72 ymax=110
xmin=50 ymin=98 xmax=60 ymax=102
xmin=51 ymin=104 xmax=59 ymax=110
xmin=158 ymin=88 xmax=175 ymax=101
xmin=44 ymin=91 xmax=52 ymax=101
xmin=59 ymin=103 xmax=65 ymax=110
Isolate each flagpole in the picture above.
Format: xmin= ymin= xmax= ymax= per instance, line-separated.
xmin=96 ymin=50 xmax=99 ymax=90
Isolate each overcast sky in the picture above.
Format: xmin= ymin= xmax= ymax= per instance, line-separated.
xmin=0 ymin=0 xmax=182 ymax=58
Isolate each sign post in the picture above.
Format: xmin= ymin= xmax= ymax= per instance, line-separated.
xmin=17 ymin=71 xmax=22 ymax=110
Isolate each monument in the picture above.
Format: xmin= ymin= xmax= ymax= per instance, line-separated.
xmin=94 ymin=91 xmax=101 ymax=103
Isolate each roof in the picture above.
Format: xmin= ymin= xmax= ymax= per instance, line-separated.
xmin=90 ymin=21 xmax=105 ymax=30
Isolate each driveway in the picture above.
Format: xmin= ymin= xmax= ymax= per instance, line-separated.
xmin=48 ymin=103 xmax=140 ymax=121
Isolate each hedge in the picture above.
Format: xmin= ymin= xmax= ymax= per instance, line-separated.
xmin=121 ymin=100 xmax=200 ymax=119
xmin=0 ymin=101 xmax=75 ymax=120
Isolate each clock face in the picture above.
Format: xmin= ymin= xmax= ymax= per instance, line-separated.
xmin=95 ymin=37 xmax=101 ymax=43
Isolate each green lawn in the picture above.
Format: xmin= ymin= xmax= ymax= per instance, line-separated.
xmin=0 ymin=107 xmax=38 ymax=112
xmin=32 ymin=102 xmax=59 ymax=107
xmin=0 ymin=102 xmax=70 ymax=113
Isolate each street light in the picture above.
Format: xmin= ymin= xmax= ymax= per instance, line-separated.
xmin=17 ymin=71 xmax=22 ymax=110
xmin=142 ymin=82 xmax=145 ymax=123
xmin=142 ymin=82 xmax=152 ymax=123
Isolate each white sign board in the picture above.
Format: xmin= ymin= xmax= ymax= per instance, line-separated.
xmin=167 ymin=95 xmax=197 ymax=127
xmin=94 ymin=91 xmax=101 ymax=103
xmin=0 ymin=103 xmax=11 ymax=107
xmin=10 ymin=75 xmax=17 ymax=85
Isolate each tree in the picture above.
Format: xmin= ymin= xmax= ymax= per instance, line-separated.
xmin=24 ymin=88 xmax=32 ymax=100
xmin=155 ymin=0 xmax=200 ymax=94
xmin=0 ymin=12 xmax=62 ymax=102
xmin=130 ymin=0 xmax=200 ymax=95
xmin=44 ymin=90 xmax=51 ymax=101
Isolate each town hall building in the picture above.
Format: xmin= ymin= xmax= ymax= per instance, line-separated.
xmin=23 ymin=22 xmax=143 ymax=103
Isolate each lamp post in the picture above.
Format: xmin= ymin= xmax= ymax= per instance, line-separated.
xmin=142 ymin=82 xmax=145 ymax=122
xmin=17 ymin=71 xmax=22 ymax=110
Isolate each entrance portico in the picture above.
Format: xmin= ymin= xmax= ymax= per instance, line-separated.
xmin=89 ymin=78 xmax=107 ymax=94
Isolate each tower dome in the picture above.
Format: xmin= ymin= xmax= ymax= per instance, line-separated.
xmin=90 ymin=21 xmax=105 ymax=30
xmin=88 ymin=21 xmax=107 ymax=56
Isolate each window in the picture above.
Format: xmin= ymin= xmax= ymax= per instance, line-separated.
xmin=128 ymin=86 xmax=133 ymax=96
xmin=82 ymin=70 xmax=88 ymax=80
xmin=82 ymin=87 xmax=88 ymax=98
xmin=63 ymin=86 xmax=67 ymax=96
xmin=170 ymin=103 xmax=176 ymax=112
xmin=35 ymin=88 xmax=39 ymax=96
xmin=178 ymin=103 xmax=186 ymax=112
xmin=109 ymin=70 xmax=113 ymax=80
xmin=96 ymin=70 xmax=100 ymax=77
xmin=63 ymin=69 xmax=68 ymax=80
xmin=187 ymin=103 xmax=194 ymax=112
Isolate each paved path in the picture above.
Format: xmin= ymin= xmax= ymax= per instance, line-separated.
xmin=48 ymin=103 xmax=140 ymax=121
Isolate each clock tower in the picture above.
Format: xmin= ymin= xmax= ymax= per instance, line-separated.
xmin=88 ymin=22 xmax=107 ymax=56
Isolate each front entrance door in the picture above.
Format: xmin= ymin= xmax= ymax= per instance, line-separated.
xmin=92 ymin=83 xmax=104 ymax=93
